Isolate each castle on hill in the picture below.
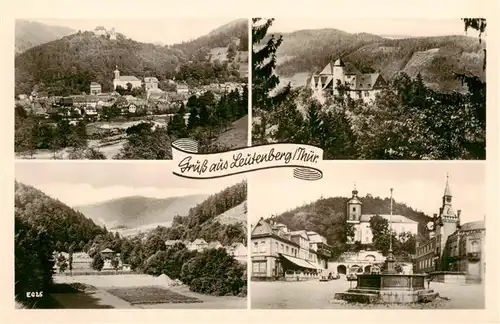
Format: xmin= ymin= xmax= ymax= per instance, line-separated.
xmin=93 ymin=26 xmax=117 ymax=40
xmin=308 ymin=58 xmax=387 ymax=104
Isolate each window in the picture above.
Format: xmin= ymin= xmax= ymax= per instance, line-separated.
xmin=352 ymin=207 xmax=356 ymax=212
xmin=275 ymin=242 xmax=278 ymax=253
xmin=259 ymin=241 xmax=266 ymax=253
xmin=281 ymin=244 xmax=284 ymax=252
xmin=252 ymin=261 xmax=267 ymax=274
xmin=253 ymin=242 xmax=258 ymax=253
xmin=470 ymin=241 xmax=480 ymax=253
xmin=364 ymin=91 xmax=370 ymax=97
xmin=286 ymin=246 xmax=289 ymax=254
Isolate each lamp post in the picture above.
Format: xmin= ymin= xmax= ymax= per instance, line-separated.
xmin=385 ymin=188 xmax=396 ymax=274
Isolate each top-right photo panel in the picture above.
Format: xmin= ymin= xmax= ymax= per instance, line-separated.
xmin=251 ymin=18 xmax=486 ymax=160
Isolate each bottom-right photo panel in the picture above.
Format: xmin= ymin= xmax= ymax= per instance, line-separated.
xmin=249 ymin=162 xmax=485 ymax=309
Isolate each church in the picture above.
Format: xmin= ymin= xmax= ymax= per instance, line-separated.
xmin=112 ymin=67 xmax=142 ymax=90
xmin=346 ymin=185 xmax=419 ymax=244
xmin=414 ymin=175 xmax=485 ymax=283
xmin=308 ymin=58 xmax=387 ymax=104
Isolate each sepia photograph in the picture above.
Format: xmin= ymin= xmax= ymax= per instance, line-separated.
xmin=14 ymin=162 xmax=248 ymax=309
xmin=14 ymin=18 xmax=249 ymax=160
xmin=252 ymin=18 xmax=486 ymax=160
xmin=249 ymin=162 xmax=486 ymax=309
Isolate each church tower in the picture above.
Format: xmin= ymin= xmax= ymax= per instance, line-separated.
xmin=434 ymin=174 xmax=461 ymax=266
xmin=347 ymin=183 xmax=362 ymax=223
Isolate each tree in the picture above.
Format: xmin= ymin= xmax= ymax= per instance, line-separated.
xmin=187 ymin=106 xmax=199 ymax=130
xmin=111 ymin=257 xmax=120 ymax=273
xmin=91 ymin=253 xmax=104 ymax=271
xmin=115 ymin=126 xmax=173 ymax=159
xmin=252 ymin=18 xmax=286 ymax=144
xmin=68 ymin=249 xmax=73 ymax=275
xmin=55 ymin=240 xmax=63 ymax=252
xmin=56 ymin=253 xmax=68 ymax=273
xmin=226 ymin=42 xmax=237 ymax=61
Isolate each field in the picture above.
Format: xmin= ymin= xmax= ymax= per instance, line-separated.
xmin=106 ymin=286 xmax=202 ymax=305
xmin=50 ymin=274 xmax=246 ymax=309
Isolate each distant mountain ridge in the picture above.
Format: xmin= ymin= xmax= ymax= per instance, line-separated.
xmin=15 ymin=20 xmax=75 ymax=54
xmin=74 ymin=194 xmax=209 ymax=230
xmin=265 ymin=28 xmax=485 ymax=93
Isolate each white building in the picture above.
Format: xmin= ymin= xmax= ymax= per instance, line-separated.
xmin=308 ymin=58 xmax=387 ymax=104
xmin=346 ymin=185 xmax=419 ymax=244
xmin=113 ymin=68 xmax=142 ymax=90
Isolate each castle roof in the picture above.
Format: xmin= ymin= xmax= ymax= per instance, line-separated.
xmin=350 ymin=73 xmax=386 ymax=91
xmin=333 ymin=58 xmax=345 ymax=67
xmin=459 ymin=220 xmax=485 ymax=232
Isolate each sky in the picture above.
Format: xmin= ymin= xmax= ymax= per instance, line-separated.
xmin=28 ymin=18 xmax=239 ymax=45
xmin=15 ymin=162 xmax=246 ymax=207
xmin=268 ymin=18 xmax=483 ymax=38
xmin=248 ymin=162 xmax=486 ymax=226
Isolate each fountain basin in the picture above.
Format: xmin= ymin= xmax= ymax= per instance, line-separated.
xmin=335 ymin=274 xmax=439 ymax=304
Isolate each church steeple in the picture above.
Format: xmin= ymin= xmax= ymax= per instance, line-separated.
xmin=347 ymin=182 xmax=362 ymax=223
xmin=440 ymin=173 xmax=456 ymax=219
xmin=442 ymin=173 xmax=452 ymax=207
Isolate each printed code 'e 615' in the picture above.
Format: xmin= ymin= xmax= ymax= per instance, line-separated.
xmin=26 ymin=292 xmax=43 ymax=298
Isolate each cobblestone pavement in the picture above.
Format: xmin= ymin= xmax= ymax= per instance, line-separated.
xmin=251 ymin=279 xmax=484 ymax=309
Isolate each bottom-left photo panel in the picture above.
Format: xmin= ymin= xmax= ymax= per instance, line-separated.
xmin=14 ymin=162 xmax=248 ymax=309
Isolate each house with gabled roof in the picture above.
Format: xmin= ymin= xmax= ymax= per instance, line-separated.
xmin=189 ymin=238 xmax=208 ymax=251
xmin=308 ymin=58 xmax=387 ymax=104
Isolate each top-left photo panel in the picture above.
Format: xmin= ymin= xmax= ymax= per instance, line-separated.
xmin=14 ymin=18 xmax=249 ymax=160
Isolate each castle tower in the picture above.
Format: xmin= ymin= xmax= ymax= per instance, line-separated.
xmin=333 ymin=58 xmax=346 ymax=95
xmin=347 ymin=183 xmax=362 ymax=223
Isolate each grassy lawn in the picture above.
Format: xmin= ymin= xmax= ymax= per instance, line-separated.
xmin=106 ymin=286 xmax=203 ymax=305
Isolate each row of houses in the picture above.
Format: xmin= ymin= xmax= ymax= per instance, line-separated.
xmin=165 ymin=239 xmax=247 ymax=263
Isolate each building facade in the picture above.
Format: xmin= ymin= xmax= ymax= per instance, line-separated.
xmin=346 ymin=185 xmax=418 ymax=244
xmin=113 ymin=68 xmax=142 ymax=90
xmin=308 ymin=58 xmax=387 ymax=104
xmin=414 ymin=175 xmax=486 ymax=282
xmin=90 ymin=82 xmax=102 ymax=95
xmin=251 ymin=219 xmax=332 ymax=280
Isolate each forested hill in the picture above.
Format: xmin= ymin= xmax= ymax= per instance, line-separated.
xmin=15 ymin=181 xmax=107 ymax=249
xmin=15 ymin=19 xmax=247 ymax=96
xmin=267 ymin=28 xmax=485 ymax=93
xmin=15 ymin=20 xmax=75 ymax=54
xmin=172 ymin=18 xmax=248 ymax=55
xmin=267 ymin=195 xmax=432 ymax=245
xmin=158 ymin=181 xmax=248 ymax=246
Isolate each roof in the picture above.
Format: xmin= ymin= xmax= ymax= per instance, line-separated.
xmin=192 ymin=238 xmax=207 ymax=245
xmin=459 ymin=220 xmax=485 ymax=232
xmin=279 ymin=254 xmax=319 ymax=270
xmin=117 ymin=75 xmax=141 ymax=82
xmin=333 ymin=58 xmax=345 ymax=67
xmin=348 ymin=197 xmax=362 ymax=205
xmin=444 ymin=177 xmax=452 ymax=196
xmin=350 ymin=73 xmax=385 ymax=90
xmin=90 ymin=82 xmax=101 ymax=86
xmin=360 ymin=214 xmax=418 ymax=224
xmin=144 ymin=77 xmax=159 ymax=83
xmin=101 ymin=248 xmax=114 ymax=253
xmin=165 ymin=240 xmax=182 ymax=246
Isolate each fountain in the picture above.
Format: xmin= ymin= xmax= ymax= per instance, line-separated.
xmin=335 ymin=188 xmax=439 ymax=304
